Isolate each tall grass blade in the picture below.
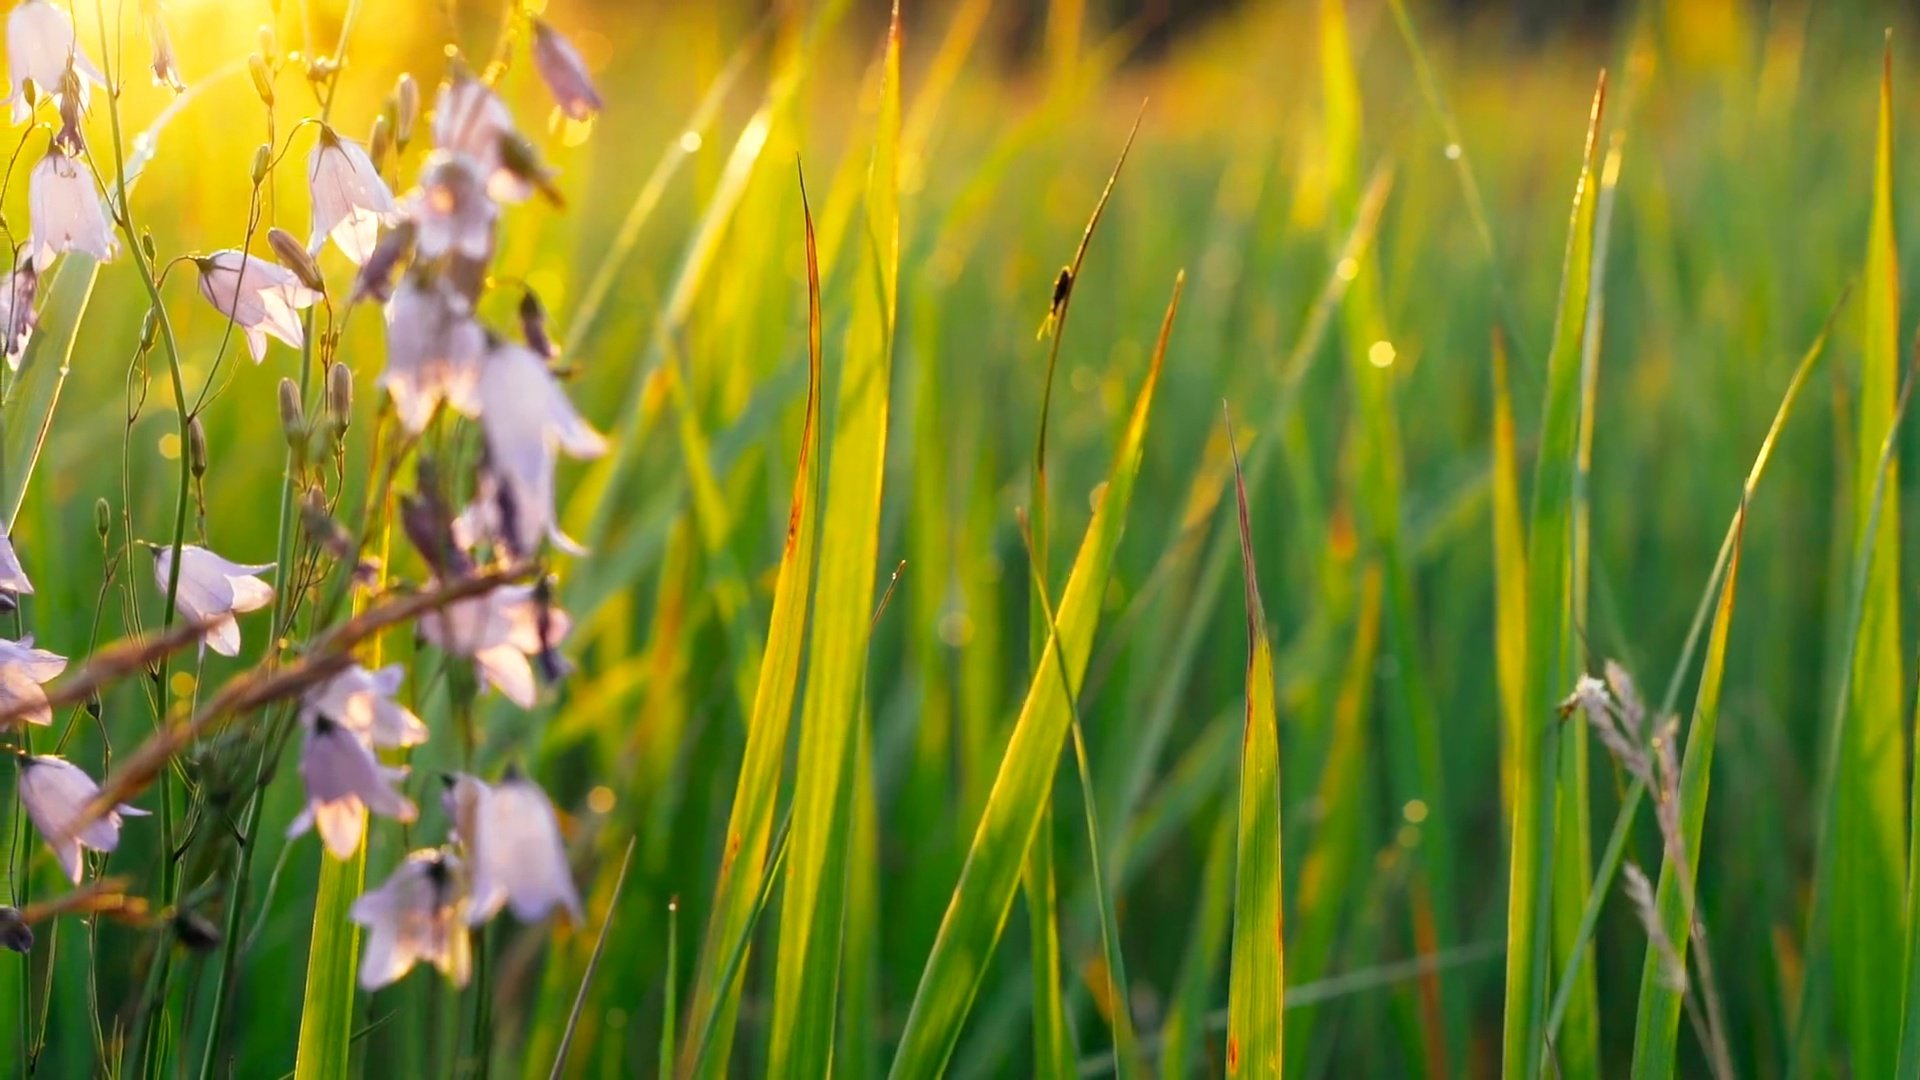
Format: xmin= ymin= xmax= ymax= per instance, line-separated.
xmin=1224 ymin=409 xmax=1284 ymax=1078
xmin=550 ymin=839 xmax=638 ymax=1080
xmin=294 ymin=842 xmax=365 ymax=1080
xmin=1831 ymin=37 xmax=1907 ymax=1080
xmin=1491 ymin=333 xmax=1527 ymax=829
xmin=1502 ymin=70 xmax=1606 ymax=1080
xmin=677 ymin=160 xmax=828 ymax=1080
xmin=767 ymin=7 xmax=902 ymax=1074
xmin=888 ymin=273 xmax=1183 ymax=1079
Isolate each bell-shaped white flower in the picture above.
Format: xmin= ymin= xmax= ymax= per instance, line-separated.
xmin=5 ymin=0 xmax=105 ymax=126
xmin=432 ymin=73 xmax=522 ymax=194
xmin=309 ymin=125 xmax=395 ymax=265
xmin=28 ymin=146 xmax=114 ymax=269
xmin=474 ymin=341 xmax=606 ymax=556
xmin=453 ymin=768 xmax=581 ymax=925
xmin=0 ymin=637 xmax=64 ymax=727
xmin=0 ymin=263 xmax=39 ymax=370
xmin=289 ymin=713 xmax=418 ymax=859
xmin=531 ymin=20 xmax=601 ymax=123
xmin=405 ymin=152 xmax=497 ymax=264
xmin=350 ymin=848 xmax=471 ymax=989
xmin=419 ymin=583 xmax=571 ymax=708
xmin=151 ymin=543 xmax=274 ymax=657
xmin=194 ymin=250 xmax=320 ymax=363
xmin=0 ymin=532 xmax=31 ymax=594
xmin=381 ymin=275 xmax=483 ymax=432
xmin=301 ymin=663 xmax=427 ymax=749
xmin=17 ymin=755 xmax=147 ymax=883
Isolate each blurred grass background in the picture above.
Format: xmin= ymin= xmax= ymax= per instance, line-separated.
xmin=4 ymin=0 xmax=1919 ymax=1074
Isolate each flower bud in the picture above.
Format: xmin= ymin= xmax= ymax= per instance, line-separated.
xmin=187 ymin=416 xmax=208 ymax=478
xmin=367 ymin=114 xmax=392 ymax=173
xmin=248 ymin=53 xmax=274 ymax=105
xmin=258 ymin=24 xmax=277 ymax=60
xmin=267 ymin=227 xmax=325 ymax=292
xmin=278 ymin=377 xmax=304 ymax=447
xmin=141 ymin=231 xmax=157 ymax=263
xmin=139 ymin=308 xmax=159 ymax=352
xmin=519 ymin=288 xmax=556 ymax=359
xmin=94 ymin=497 xmax=110 ymax=539
xmin=499 ymin=134 xmax=563 ymax=205
xmin=326 ymin=362 xmax=352 ymax=431
xmin=250 ymin=144 xmax=272 ymax=185
xmin=0 ymin=907 xmax=31 ymax=954
xmin=393 ymin=73 xmax=418 ymax=149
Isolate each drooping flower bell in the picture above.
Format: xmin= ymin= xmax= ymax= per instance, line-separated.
xmin=309 ymin=124 xmax=396 ymax=265
xmin=473 ymin=340 xmax=606 ymax=557
xmin=289 ymin=713 xmax=418 ymax=859
xmin=0 ymin=262 xmax=40 ymax=370
xmin=17 ymin=755 xmax=148 ymax=883
xmin=446 ymin=768 xmax=581 ymax=924
xmin=193 ymin=250 xmax=321 ymax=362
xmin=28 ymin=145 xmax=114 ymax=269
xmin=150 ymin=543 xmax=275 ymax=657
xmin=406 ymin=152 xmax=497 ymax=264
xmin=350 ymin=848 xmax=471 ymax=989
xmin=300 ymin=663 xmax=428 ymax=749
xmin=0 ymin=532 xmax=32 ymax=595
xmin=142 ymin=1 xmax=183 ymax=92
xmin=531 ymin=20 xmax=602 ymax=123
xmin=418 ymin=583 xmax=571 ymax=708
xmin=381 ymin=274 xmax=483 ymax=432
xmin=5 ymin=0 xmax=105 ymax=125
xmin=0 ymin=637 xmax=65 ymax=727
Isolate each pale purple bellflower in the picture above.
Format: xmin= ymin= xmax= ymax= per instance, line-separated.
xmin=381 ymin=274 xmax=483 ymax=431
xmin=472 ymin=340 xmax=606 ymax=556
xmin=301 ymin=663 xmax=428 ymax=749
xmin=289 ymin=713 xmax=418 ymax=859
xmin=350 ymin=848 xmax=471 ymax=989
xmin=309 ymin=125 xmax=396 ymax=265
xmin=194 ymin=250 xmax=321 ymax=362
xmin=28 ymin=145 xmax=114 ymax=269
xmin=446 ymin=768 xmax=581 ymax=924
xmin=5 ymin=0 xmax=104 ymax=125
xmin=0 ymin=637 xmax=64 ymax=727
xmin=0 ymin=262 xmax=39 ymax=369
xmin=531 ymin=20 xmax=602 ymax=123
xmin=150 ymin=543 xmax=275 ymax=657
xmin=418 ymin=583 xmax=571 ymax=708
xmin=17 ymin=755 xmax=147 ymax=883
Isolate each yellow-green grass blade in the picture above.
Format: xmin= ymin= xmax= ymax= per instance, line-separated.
xmin=1224 ymin=412 xmax=1284 ymax=1079
xmin=1831 ymin=38 xmax=1906 ymax=1080
xmin=888 ymin=273 xmax=1182 ymax=1080
xmin=1158 ymin=806 xmax=1236 ymax=1079
xmin=1555 ymin=124 xmax=1625 ymax=1080
xmin=1630 ymin=515 xmax=1745 ymax=1078
xmin=1544 ymin=293 xmax=1842 ymax=1052
xmin=293 ymin=828 xmax=365 ymax=1080
xmin=677 ymin=163 xmax=827 ymax=1080
xmin=1491 ymin=332 xmax=1527 ymax=831
xmin=1503 ymin=70 xmax=1606 ymax=1080
xmin=767 ymin=6 xmax=901 ymax=1074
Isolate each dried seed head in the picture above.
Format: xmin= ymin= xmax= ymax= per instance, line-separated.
xmin=394 ymin=73 xmax=419 ymax=150
xmin=326 ymin=362 xmax=352 ymax=430
xmin=250 ymin=143 xmax=271 ymax=186
xmin=93 ymin=497 xmax=110 ymax=539
xmin=247 ymin=53 xmax=274 ymax=105
xmin=187 ymin=416 xmax=208 ymax=478
xmin=267 ymin=228 xmax=325 ymax=292
xmin=278 ymin=377 xmax=304 ymax=446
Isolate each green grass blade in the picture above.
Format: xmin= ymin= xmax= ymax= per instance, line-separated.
xmin=677 ymin=160 xmax=828 ymax=1080
xmin=1491 ymin=333 xmax=1527 ymax=831
xmin=1630 ymin=516 xmax=1744 ymax=1078
xmin=888 ymin=272 xmax=1183 ymax=1079
xmin=1503 ymin=70 xmax=1606 ymax=1080
xmin=293 ymin=834 xmax=365 ymax=1080
xmin=550 ymin=839 xmax=638 ymax=1080
xmin=1832 ymin=38 xmax=1906 ymax=1080
xmin=1224 ymin=411 xmax=1284 ymax=1079
xmin=767 ymin=8 xmax=901 ymax=1074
